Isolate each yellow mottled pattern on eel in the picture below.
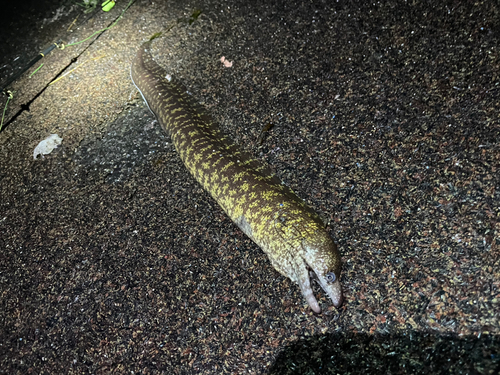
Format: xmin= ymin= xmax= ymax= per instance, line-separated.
xmin=131 ymin=40 xmax=342 ymax=313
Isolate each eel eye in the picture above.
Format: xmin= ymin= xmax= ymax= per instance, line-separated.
xmin=326 ymin=271 xmax=336 ymax=283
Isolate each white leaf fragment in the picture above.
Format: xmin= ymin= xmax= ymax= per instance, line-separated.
xmin=33 ymin=134 xmax=63 ymax=160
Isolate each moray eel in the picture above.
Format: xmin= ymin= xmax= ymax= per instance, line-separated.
xmin=131 ymin=40 xmax=342 ymax=313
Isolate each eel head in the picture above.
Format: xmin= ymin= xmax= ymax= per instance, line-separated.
xmin=297 ymin=235 xmax=343 ymax=313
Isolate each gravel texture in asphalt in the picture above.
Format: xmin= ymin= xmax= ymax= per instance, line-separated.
xmin=1 ymin=0 xmax=499 ymax=373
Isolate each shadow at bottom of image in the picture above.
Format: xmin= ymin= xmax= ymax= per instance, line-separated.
xmin=269 ymin=330 xmax=500 ymax=375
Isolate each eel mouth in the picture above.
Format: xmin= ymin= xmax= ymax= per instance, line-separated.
xmin=299 ymin=268 xmax=343 ymax=313
xmin=318 ymin=276 xmax=343 ymax=308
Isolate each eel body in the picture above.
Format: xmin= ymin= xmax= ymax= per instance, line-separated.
xmin=131 ymin=40 xmax=342 ymax=312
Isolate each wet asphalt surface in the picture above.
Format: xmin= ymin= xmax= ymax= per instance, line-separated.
xmin=0 ymin=0 xmax=499 ymax=373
